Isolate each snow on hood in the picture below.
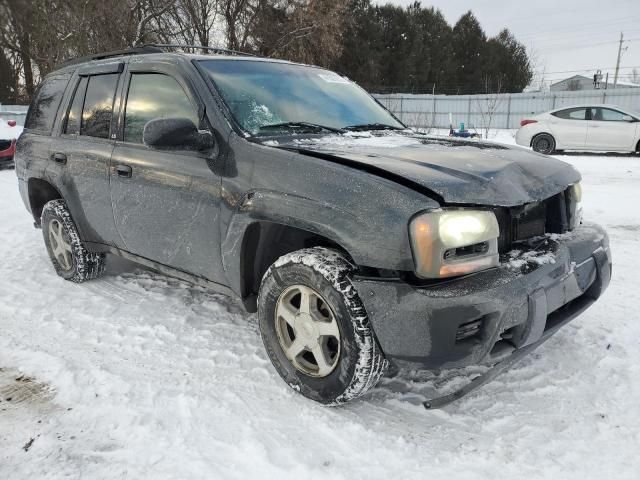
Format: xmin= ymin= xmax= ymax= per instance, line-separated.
xmin=266 ymin=131 xmax=581 ymax=207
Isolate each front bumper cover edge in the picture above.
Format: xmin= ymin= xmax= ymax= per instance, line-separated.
xmin=423 ymin=245 xmax=611 ymax=409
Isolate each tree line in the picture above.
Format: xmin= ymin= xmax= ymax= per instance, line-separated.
xmin=0 ymin=0 xmax=533 ymax=104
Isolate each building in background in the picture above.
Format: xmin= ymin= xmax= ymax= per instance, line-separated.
xmin=550 ymin=75 xmax=640 ymax=92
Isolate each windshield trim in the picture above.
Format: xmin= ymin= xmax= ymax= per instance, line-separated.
xmin=193 ymin=59 xmax=406 ymax=139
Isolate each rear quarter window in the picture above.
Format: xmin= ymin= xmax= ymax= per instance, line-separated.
xmin=25 ymin=74 xmax=71 ymax=134
xmin=551 ymin=108 xmax=587 ymax=120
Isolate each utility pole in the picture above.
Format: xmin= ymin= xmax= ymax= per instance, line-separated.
xmin=613 ymin=32 xmax=627 ymax=89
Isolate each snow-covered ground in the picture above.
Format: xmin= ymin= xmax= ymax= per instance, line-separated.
xmin=1 ymin=132 xmax=639 ymax=479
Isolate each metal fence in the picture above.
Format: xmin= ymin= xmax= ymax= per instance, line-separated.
xmin=0 ymin=105 xmax=28 ymax=125
xmin=373 ymin=89 xmax=640 ymax=130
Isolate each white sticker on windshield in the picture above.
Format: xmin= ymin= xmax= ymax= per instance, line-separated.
xmin=318 ymin=73 xmax=350 ymax=84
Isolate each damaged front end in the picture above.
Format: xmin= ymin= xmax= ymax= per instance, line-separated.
xmin=352 ymin=218 xmax=611 ymax=407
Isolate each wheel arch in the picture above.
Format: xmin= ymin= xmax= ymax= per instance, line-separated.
xmin=234 ymin=220 xmax=352 ymax=313
xmin=27 ymin=178 xmax=63 ymax=226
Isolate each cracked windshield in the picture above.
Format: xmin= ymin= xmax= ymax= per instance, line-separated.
xmin=199 ymin=60 xmax=403 ymax=135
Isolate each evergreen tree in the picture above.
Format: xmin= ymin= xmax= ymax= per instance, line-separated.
xmin=485 ymin=29 xmax=533 ymax=93
xmin=450 ymin=11 xmax=487 ymax=94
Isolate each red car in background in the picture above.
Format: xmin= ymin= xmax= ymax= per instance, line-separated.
xmin=0 ymin=119 xmax=18 ymax=169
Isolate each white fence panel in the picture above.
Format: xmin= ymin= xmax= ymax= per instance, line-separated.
xmin=374 ymin=89 xmax=640 ymax=130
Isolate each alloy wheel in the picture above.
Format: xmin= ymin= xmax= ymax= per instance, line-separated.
xmin=274 ymin=284 xmax=341 ymax=377
xmin=48 ymin=219 xmax=73 ymax=271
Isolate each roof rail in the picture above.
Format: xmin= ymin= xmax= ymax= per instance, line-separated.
xmin=139 ymin=44 xmax=257 ymax=57
xmin=56 ymin=45 xmax=164 ymax=69
xmin=55 ymin=43 xmax=257 ymax=70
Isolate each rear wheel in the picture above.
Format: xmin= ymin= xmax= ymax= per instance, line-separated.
xmin=531 ymin=133 xmax=556 ymax=154
xmin=258 ymin=247 xmax=387 ymax=405
xmin=41 ymin=200 xmax=105 ymax=282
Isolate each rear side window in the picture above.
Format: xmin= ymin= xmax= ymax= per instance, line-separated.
xmin=81 ymin=74 xmax=119 ymax=139
xmin=25 ymin=74 xmax=70 ymax=133
xmin=552 ymin=108 xmax=587 ymax=120
xmin=124 ymin=73 xmax=199 ymax=144
xmin=64 ymin=77 xmax=88 ymax=135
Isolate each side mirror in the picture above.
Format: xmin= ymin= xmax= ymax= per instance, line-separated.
xmin=622 ymin=115 xmax=637 ymax=122
xmin=143 ymin=117 xmax=215 ymax=151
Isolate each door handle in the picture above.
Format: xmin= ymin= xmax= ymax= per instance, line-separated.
xmin=51 ymin=152 xmax=67 ymax=164
xmin=115 ymin=164 xmax=132 ymax=178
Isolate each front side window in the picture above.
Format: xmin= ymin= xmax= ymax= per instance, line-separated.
xmin=592 ymin=108 xmax=629 ymax=122
xmin=198 ymin=60 xmax=404 ymax=135
xmin=25 ymin=74 xmax=71 ymax=133
xmin=81 ymin=74 xmax=119 ymax=139
xmin=552 ymin=108 xmax=587 ymax=120
xmin=124 ymin=73 xmax=199 ymax=144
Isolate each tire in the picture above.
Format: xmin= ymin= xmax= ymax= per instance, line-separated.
xmin=41 ymin=199 xmax=105 ymax=282
xmin=258 ymin=247 xmax=387 ymax=405
xmin=531 ymin=133 xmax=556 ymax=154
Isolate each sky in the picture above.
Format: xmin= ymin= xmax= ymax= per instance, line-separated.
xmin=383 ymin=0 xmax=640 ymax=88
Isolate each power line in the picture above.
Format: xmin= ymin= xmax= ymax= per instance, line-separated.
xmin=533 ymin=37 xmax=640 ymax=52
xmin=515 ymin=16 xmax=640 ymax=40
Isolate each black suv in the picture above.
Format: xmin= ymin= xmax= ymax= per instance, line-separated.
xmin=15 ymin=46 xmax=612 ymax=406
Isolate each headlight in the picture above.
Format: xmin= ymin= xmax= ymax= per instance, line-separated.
xmin=572 ymin=182 xmax=582 ymax=203
xmin=568 ymin=182 xmax=583 ymax=229
xmin=409 ymin=209 xmax=500 ymax=278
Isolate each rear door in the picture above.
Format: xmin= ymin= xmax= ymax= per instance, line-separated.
xmin=586 ymin=107 xmax=638 ymax=151
xmin=47 ymin=63 xmax=124 ymax=246
xmin=109 ymin=61 xmax=225 ymax=282
xmin=548 ymin=107 xmax=589 ymax=149
xmin=17 ymin=72 xmax=70 ymax=202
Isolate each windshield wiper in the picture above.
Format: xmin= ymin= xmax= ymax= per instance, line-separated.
xmin=343 ymin=123 xmax=404 ymax=132
xmin=258 ymin=122 xmax=344 ymax=134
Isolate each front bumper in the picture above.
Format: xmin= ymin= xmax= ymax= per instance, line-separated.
xmin=354 ymin=223 xmax=611 ymax=369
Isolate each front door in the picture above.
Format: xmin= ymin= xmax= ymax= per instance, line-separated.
xmin=586 ymin=107 xmax=638 ymax=151
xmin=109 ymin=64 xmax=225 ymax=283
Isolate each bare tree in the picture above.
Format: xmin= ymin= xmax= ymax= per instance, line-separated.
xmin=169 ymin=0 xmax=220 ymax=47
xmin=474 ymin=76 xmax=505 ymax=139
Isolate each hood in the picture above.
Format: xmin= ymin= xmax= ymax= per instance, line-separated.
xmin=268 ymin=132 xmax=581 ymax=206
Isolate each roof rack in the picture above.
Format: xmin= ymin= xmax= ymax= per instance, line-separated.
xmin=140 ymin=44 xmax=257 ymax=57
xmin=56 ymin=43 xmax=256 ymax=69
xmin=57 ymin=45 xmax=165 ymax=69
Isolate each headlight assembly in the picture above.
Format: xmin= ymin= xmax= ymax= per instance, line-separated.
xmin=568 ymin=182 xmax=583 ymax=229
xmin=409 ymin=209 xmax=500 ymax=278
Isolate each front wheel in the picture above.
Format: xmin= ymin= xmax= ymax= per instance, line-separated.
xmin=531 ymin=133 xmax=556 ymax=154
xmin=41 ymin=200 xmax=106 ymax=282
xmin=258 ymin=247 xmax=387 ymax=405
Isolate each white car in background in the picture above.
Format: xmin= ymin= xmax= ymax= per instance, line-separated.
xmin=516 ymin=105 xmax=640 ymax=154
